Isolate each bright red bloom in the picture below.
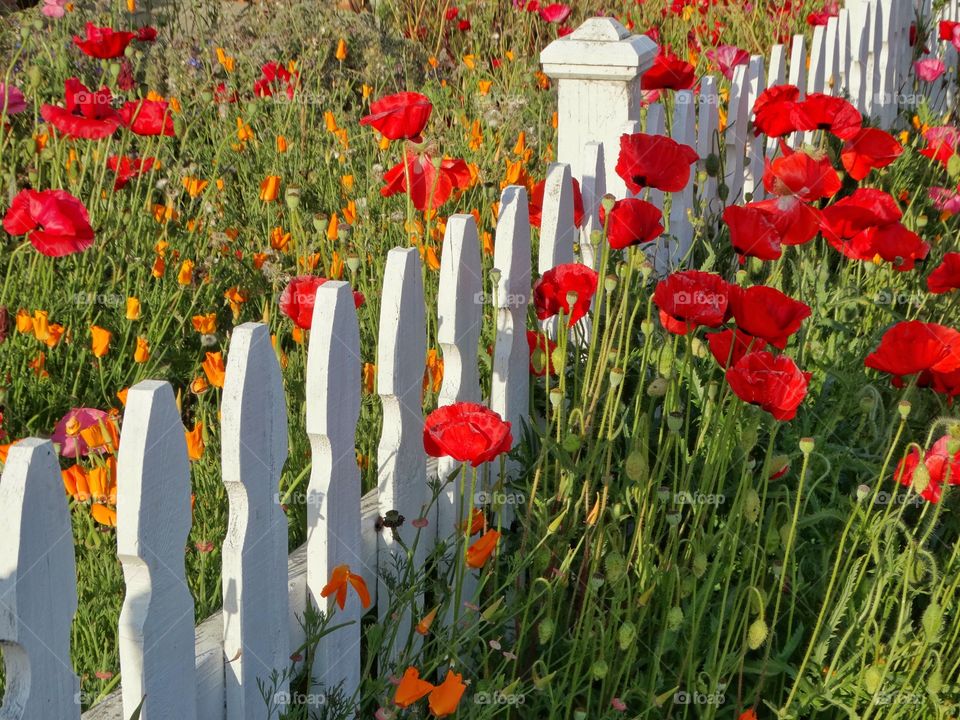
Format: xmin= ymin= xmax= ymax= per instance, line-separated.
xmin=72 ymin=22 xmax=135 ymax=59
xmin=533 ymin=263 xmax=598 ymax=326
xmin=653 ymin=270 xmax=731 ymax=335
xmin=706 ymin=328 xmax=767 ymax=368
xmin=893 ymin=435 xmax=960 ymax=503
xmin=917 ymin=368 xmax=960 ymax=398
xmin=106 ymin=155 xmax=155 ymax=190
xmin=3 ymin=189 xmax=95 ymax=257
xmin=747 ymin=196 xmax=822 ymax=246
xmin=939 ymin=20 xmax=960 ymax=41
xmin=919 ymin=126 xmax=960 ymax=168
xmin=641 ymin=52 xmax=696 ymax=91
xmin=526 ymin=330 xmax=557 ymax=376
xmin=40 ymin=78 xmax=122 ymax=140
xmin=600 ymin=197 xmax=663 ymax=250
xmin=927 ymin=253 xmax=960 ymax=294
xmin=865 ymin=321 xmax=960 ymax=379
xmin=616 ymin=132 xmax=699 ymax=194
xmin=529 ymin=177 xmax=584 ymax=229
xmin=723 ymin=204 xmax=782 ymax=261
xmin=840 ymin=128 xmax=903 ymax=180
xmin=753 ymin=84 xmax=801 ymax=138
xmin=868 ymin=223 xmax=929 ymax=271
xmin=380 ymin=153 xmax=472 ymax=211
xmin=423 ymin=402 xmax=512 ymax=467
xmin=790 ymin=93 xmax=862 ymax=139
xmin=359 ymin=91 xmax=433 ymax=142
xmin=119 ymin=99 xmax=175 ymax=136
xmin=538 ymin=3 xmax=571 ymax=23
xmin=135 ymin=26 xmax=158 ymax=42
xmin=726 ymin=351 xmax=811 ymax=421
xmin=279 ymin=276 xmax=364 ymax=329
xmin=253 ymin=61 xmax=299 ymax=100
xmin=763 ymin=148 xmax=841 ymax=202
xmin=728 ymin=285 xmax=811 ymax=349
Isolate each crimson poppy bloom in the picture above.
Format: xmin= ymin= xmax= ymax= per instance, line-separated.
xmin=868 ymin=223 xmax=929 ymax=271
xmin=940 ymin=20 xmax=960 ymax=41
xmin=706 ymin=329 xmax=767 ymax=368
xmin=928 ymin=253 xmax=960 ymax=294
xmin=3 ymin=189 xmax=95 ymax=257
xmin=790 ymin=93 xmax=862 ymax=139
xmin=279 ymin=276 xmax=365 ymax=329
xmin=747 ymin=196 xmax=822 ymax=246
xmin=359 ymin=91 xmax=433 ymax=142
xmin=840 ymin=127 xmax=903 ymax=180
xmin=107 ymin=155 xmax=155 ymax=190
xmin=600 ymin=197 xmax=664 ymax=250
xmin=616 ymin=133 xmax=699 ymax=194
xmin=538 ymin=3 xmax=571 ymax=23
xmin=919 ymin=126 xmax=960 ymax=168
xmin=728 ymin=285 xmax=811 ymax=349
xmin=253 ymin=61 xmax=299 ymax=100
xmin=865 ymin=321 xmax=960 ymax=379
xmin=533 ymin=263 xmax=598 ymax=326
xmin=763 ymin=148 xmax=841 ymax=202
xmin=726 ymin=351 xmax=811 ymax=421
xmin=653 ymin=270 xmax=731 ymax=335
xmin=753 ymin=84 xmax=801 ymax=138
xmin=526 ymin=330 xmax=557 ymax=376
xmin=893 ymin=435 xmax=960 ymax=503
xmin=380 ymin=153 xmax=472 ymax=211
xmin=723 ymin=204 xmax=782 ymax=261
xmin=641 ymin=52 xmax=696 ymax=91
xmin=40 ymin=78 xmax=122 ymax=140
xmin=423 ymin=402 xmax=512 ymax=467
xmin=917 ymin=367 xmax=960 ymax=398
xmin=135 ymin=26 xmax=158 ymax=42
xmin=528 ymin=177 xmax=584 ymax=229
xmin=119 ymin=99 xmax=175 ymax=136
xmin=72 ymin=22 xmax=135 ymax=58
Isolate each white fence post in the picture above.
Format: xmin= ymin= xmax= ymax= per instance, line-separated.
xmin=0 ymin=439 xmax=80 ymax=720
xmin=305 ymin=282 xmax=363 ymax=706
xmin=540 ymin=17 xmax=657 ymax=197
xmin=117 ymin=380 xmax=198 ymax=720
xmin=221 ymin=323 xmax=290 ymax=719
xmin=376 ymin=247 xmax=427 ymax=661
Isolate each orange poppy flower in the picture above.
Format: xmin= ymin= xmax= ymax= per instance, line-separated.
xmin=90 ymin=325 xmax=112 ymax=358
xmin=423 ymin=349 xmax=443 ymax=393
xmin=88 ymin=457 xmax=118 ymax=504
xmin=394 ymin=667 xmax=435 ymax=708
xmin=182 ymin=176 xmax=208 ymax=198
xmin=224 ymin=286 xmax=247 ymax=316
xmin=190 ymin=376 xmax=209 ymax=395
xmin=335 ymin=38 xmax=347 ymax=61
xmin=151 ymin=255 xmax=166 ymax=277
xmin=362 ymin=362 xmax=376 ymax=394
xmin=326 ymin=212 xmax=339 ymax=241
xmin=133 ymin=336 xmax=150 ymax=363
xmin=259 ymin=175 xmax=281 ymax=202
xmin=428 ymin=670 xmax=466 ymax=717
xmin=80 ymin=418 xmax=120 ymax=454
xmin=91 ymin=503 xmax=117 ymax=527
xmin=466 ymin=529 xmax=500 ymax=569
xmin=177 ymin=259 xmax=195 ymax=285
xmin=16 ymin=309 xmax=33 ymax=333
xmin=28 ymin=352 xmax=48 ymax=377
xmin=202 ymin=351 xmax=226 ymax=388
xmin=185 ymin=421 xmax=204 ymax=461
xmin=415 ymin=606 xmax=438 ymax=636
xmin=192 ymin=313 xmax=217 ymax=334
xmin=126 ymin=297 xmax=141 ymax=320
xmin=461 ymin=507 xmax=485 ymax=536
xmin=62 ymin=464 xmax=90 ymax=502
xmin=117 ymin=387 xmax=129 ymax=406
xmin=270 ymin=226 xmax=291 ymax=252
xmin=320 ymin=564 xmax=371 ymax=610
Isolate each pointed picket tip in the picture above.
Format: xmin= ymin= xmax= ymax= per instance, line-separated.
xmin=494 ymin=186 xmax=532 ymax=303
xmin=438 ymin=214 xmax=483 ymax=348
xmin=0 ymin=438 xmax=80 ymax=720
xmin=378 ymin=248 xmax=427 ymax=397
xmin=538 ymin=163 xmax=577 ymax=274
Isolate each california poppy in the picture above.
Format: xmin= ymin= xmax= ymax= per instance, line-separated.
xmin=40 ymin=78 xmax=122 ymax=140
xmin=653 ymin=270 xmax=731 ymax=335
xmin=380 ymin=153 xmax=472 ymax=211
xmin=533 ymin=263 xmax=598 ymax=326
xmin=616 ymin=132 xmax=699 ymax=194
xmin=840 ymin=127 xmax=903 ymax=181
xmin=706 ymin=328 xmax=767 ymax=368
xmin=428 ymin=670 xmax=467 ymax=717
xmin=359 ymin=91 xmax=433 ymax=142
xmin=723 ymin=204 xmax=782 ymax=261
xmin=790 ymin=93 xmax=862 ymax=139
xmin=728 ymin=285 xmax=810 ymax=349
xmin=865 ymin=321 xmax=960 ymax=379
xmin=395 ymin=667 xmax=434 ymax=708
xmin=893 ymin=435 xmax=960 ymax=503
xmin=202 ymin=352 xmax=226 ymax=388
xmin=600 ymin=197 xmax=664 ymax=250
xmin=279 ymin=275 xmax=364 ymax=330
xmin=753 ymin=84 xmax=801 ymax=138
xmin=90 ymin=326 xmax=112 ymax=358
xmin=51 ymin=408 xmax=115 ymax=458
xmin=107 ymin=155 xmax=155 ymax=190
xmin=72 ymin=22 xmax=135 ymax=58
xmin=641 ymin=52 xmax=696 ymax=90
xmin=726 ymin=351 xmax=811 ymax=421
xmin=466 ymin=529 xmax=501 ymax=568
xmin=320 ymin=564 xmax=371 ymax=610
xmin=423 ymin=403 xmax=512 ymax=467
xmin=3 ymin=189 xmax=95 ymax=257
xmin=928 ymin=253 xmax=960 ymax=294
xmin=119 ymin=99 xmax=175 ymax=136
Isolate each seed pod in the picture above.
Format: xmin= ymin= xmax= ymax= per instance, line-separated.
xmin=625 ymin=449 xmax=648 ymax=483
xmin=717 ymin=183 xmax=729 ymax=201
xmin=747 ymin=618 xmax=768 ymax=650
xmin=705 ymin=153 xmax=720 ymax=176
xmin=647 ymin=377 xmax=669 ymax=397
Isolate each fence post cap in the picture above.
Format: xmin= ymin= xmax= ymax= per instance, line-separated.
xmin=540 ymin=17 xmax=657 ymax=80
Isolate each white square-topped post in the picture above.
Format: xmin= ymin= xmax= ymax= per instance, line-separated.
xmin=540 ymin=18 xmax=658 ymax=199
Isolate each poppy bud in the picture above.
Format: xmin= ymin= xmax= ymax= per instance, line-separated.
xmin=618 ymin=622 xmax=636 ymax=650
xmin=625 ymin=449 xmax=648 ymax=482
xmin=863 ymin=665 xmax=883 ymax=694
xmin=740 ymin=426 xmax=758 ymax=451
xmin=743 ymin=488 xmax=761 ymax=523
xmin=538 ymin=617 xmax=555 ymax=644
xmin=548 ymin=387 xmax=563 ymax=408
xmin=550 ymin=346 xmax=564 ymax=373
xmin=657 ymin=345 xmax=673 ymax=377
xmin=717 ymin=183 xmax=729 ymax=201
xmin=692 ymin=552 xmax=707 ymax=578
xmin=799 ymin=437 xmax=815 ymax=455
xmin=604 ymin=552 xmax=626 ymax=582
xmin=897 ymin=400 xmax=911 ymax=419
xmin=856 ymin=484 xmax=870 ymax=502
xmin=590 ymin=660 xmax=609 ymax=680
xmin=640 ymin=320 xmax=654 ymax=336
xmin=604 ymin=274 xmax=617 ymax=293
xmin=705 ymin=153 xmax=720 ymax=177
xmin=27 ymin=65 xmax=41 ymax=89
xmin=609 ymin=367 xmax=624 ymax=388
xmin=928 ymin=667 xmax=943 ymax=695
xmin=916 ymin=214 xmax=928 ymax=228
xmin=747 ymin=618 xmax=768 ymax=649
xmin=666 ymin=606 xmax=683 ymax=630
xmin=922 ymin=602 xmax=943 ymax=642
xmin=690 ymin=337 xmax=707 ymax=359
xmin=666 ymin=412 xmax=683 ymax=432
xmin=948 ymin=437 xmax=960 ymax=455
xmin=647 ymin=377 xmax=668 ymax=397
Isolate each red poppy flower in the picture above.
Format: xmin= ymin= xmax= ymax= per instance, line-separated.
xmin=526 ymin=330 xmax=558 ymax=376
xmin=706 ymin=44 xmax=750 ymax=80
xmin=868 ymin=223 xmax=929 ymax=271
xmin=253 ymin=61 xmax=299 ymax=100
xmin=72 ymin=22 xmax=135 ymax=59
xmin=3 ymin=189 xmax=95 ymax=257
xmin=641 ymin=52 xmax=696 ymax=91
xmin=529 ymin=177 xmax=584 ymax=229
xmin=728 ymin=285 xmax=811 ymax=349
xmin=380 ymin=153 xmax=472 ymax=211
xmin=616 ymin=132 xmax=699 ymax=194
xmin=790 ymin=93 xmax=862 ymax=139
xmin=723 ymin=204 xmax=782 ymax=261
xmin=40 ymin=78 xmax=122 ymax=140
xmin=538 ymin=3 xmax=571 ymax=23
xmin=119 ymin=99 xmax=175 ymax=136
xmin=893 ymin=435 xmax=960 ymax=503
xmin=279 ymin=275 xmax=365 ymax=329
xmin=600 ymin=197 xmax=664 ymax=250
xmin=653 ymin=270 xmax=731 ymax=335
xmin=135 ymin=26 xmax=158 ymax=42
xmin=865 ymin=321 xmax=960 ymax=379
xmin=726 ymin=351 xmax=811 ymax=421
xmin=747 ymin=196 xmax=822 ymax=246
xmin=423 ymin=402 xmax=512 ymax=467
xmin=706 ymin=329 xmax=767 ymax=368
xmin=939 ymin=20 xmax=960 ymax=40
xmin=533 ymin=263 xmax=598 ymax=327
xmin=753 ymin=84 xmax=801 ymax=138
xmin=359 ymin=91 xmax=433 ymax=142
xmin=840 ymin=128 xmax=903 ymax=180
xmin=107 ymin=155 xmax=155 ymax=190
xmin=928 ymin=253 xmax=960 ymax=294
xmin=763 ymin=148 xmax=841 ymax=202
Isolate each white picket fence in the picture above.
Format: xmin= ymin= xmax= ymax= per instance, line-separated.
xmin=0 ymin=2 xmax=953 ymax=718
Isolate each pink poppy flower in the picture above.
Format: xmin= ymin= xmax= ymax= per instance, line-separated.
xmin=915 ymin=58 xmax=947 ymax=82
xmin=706 ymin=45 xmax=750 ymax=80
xmin=538 ymin=3 xmax=571 ymax=23
xmin=0 ymin=84 xmax=27 ymax=115
xmin=52 ymin=408 xmax=113 ymax=458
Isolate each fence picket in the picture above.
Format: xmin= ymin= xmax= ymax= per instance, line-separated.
xmin=645 ymin=103 xmax=666 ymax=212
xmin=538 ymin=163 xmax=577 ymax=272
xmin=579 ymin=142 xmax=606 ymax=271
xmin=305 ymin=282 xmax=363 ymax=706
xmin=117 ymin=380 xmax=197 ymax=720
xmin=824 ymin=16 xmax=840 ymax=95
xmin=743 ymin=56 xmax=766 ymax=201
xmin=221 ymin=323 xmax=290 ymax=719
xmin=0 ymin=439 xmax=80 ymax=720
xmin=724 ymin=63 xmax=750 ymax=205
xmin=696 ymin=76 xmax=720 ymax=216
xmin=668 ymin=91 xmax=696 ymax=266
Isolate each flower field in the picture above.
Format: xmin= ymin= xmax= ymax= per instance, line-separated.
xmin=2 ymin=0 xmax=960 ymax=718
